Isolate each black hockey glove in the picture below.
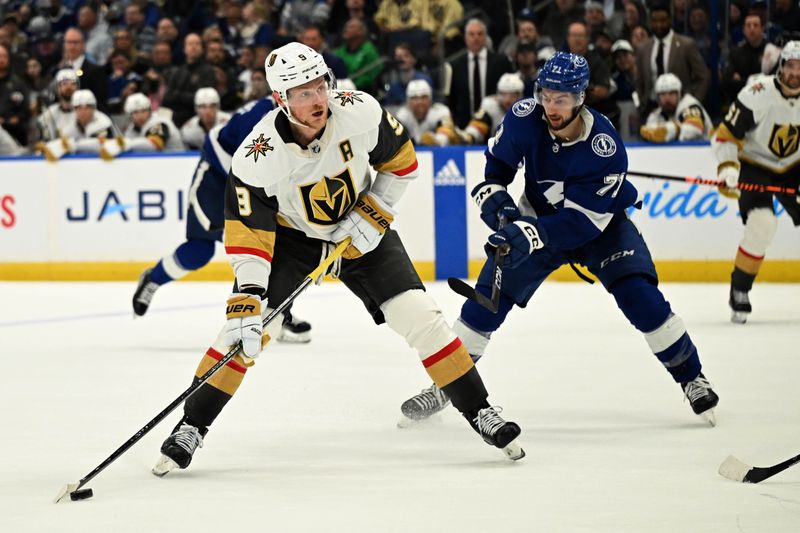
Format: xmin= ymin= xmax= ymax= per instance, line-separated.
xmin=471 ymin=182 xmax=520 ymax=230
xmin=486 ymin=216 xmax=545 ymax=269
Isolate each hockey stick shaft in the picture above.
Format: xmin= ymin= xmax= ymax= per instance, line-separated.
xmin=628 ymin=170 xmax=797 ymax=195
xmin=745 ymin=453 xmax=800 ymax=483
xmin=64 ymin=238 xmax=351 ymax=494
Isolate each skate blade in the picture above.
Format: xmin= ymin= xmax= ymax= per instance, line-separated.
xmin=730 ymin=311 xmax=749 ymax=324
xmin=700 ymin=409 xmax=717 ymax=427
xmin=53 ymin=482 xmax=80 ymax=503
xmin=396 ymin=412 xmax=442 ymax=428
xmin=502 ymin=438 xmax=525 ymax=461
xmin=276 ymin=330 xmax=311 ymax=344
xmin=152 ymin=455 xmax=180 ymax=477
xmin=718 ymin=454 xmax=751 ymax=482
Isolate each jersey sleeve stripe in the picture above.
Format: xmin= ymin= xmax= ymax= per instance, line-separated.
xmin=374 ymin=139 xmax=417 ymax=175
xmin=224 ymin=219 xmax=276 ymax=261
xmin=715 ymin=123 xmax=745 ymax=149
xmin=224 ymin=246 xmax=272 ymax=261
xmin=563 ymin=199 xmax=614 ymax=231
xmin=146 ymin=134 xmax=166 ymax=150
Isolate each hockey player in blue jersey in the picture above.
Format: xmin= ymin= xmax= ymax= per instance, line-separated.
xmin=132 ymin=98 xmax=313 ymax=342
xmin=399 ymin=52 xmax=719 ymax=426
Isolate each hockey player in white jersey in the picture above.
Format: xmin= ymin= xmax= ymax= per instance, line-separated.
xmin=152 ymin=43 xmax=524 ymax=478
xmin=450 ymin=73 xmax=525 ymax=145
xmin=39 ymin=68 xmax=78 ymax=141
xmin=640 ymin=73 xmax=713 ymax=143
xmin=713 ymin=41 xmax=800 ymax=323
xmin=37 ymin=89 xmax=119 ymax=161
xmin=393 ymin=79 xmax=455 ymax=145
xmin=119 ymin=93 xmax=185 ymax=154
xmin=180 ymin=88 xmax=232 ymax=149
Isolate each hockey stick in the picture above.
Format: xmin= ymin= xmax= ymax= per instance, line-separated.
xmin=447 ymin=217 xmax=509 ymax=314
xmin=54 ymin=238 xmax=351 ymax=503
xmin=718 ymin=452 xmax=800 ymax=484
xmin=628 ymin=170 xmax=798 ymax=196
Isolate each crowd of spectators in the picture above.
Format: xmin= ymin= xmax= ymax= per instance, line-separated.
xmin=0 ymin=0 xmax=796 ymax=156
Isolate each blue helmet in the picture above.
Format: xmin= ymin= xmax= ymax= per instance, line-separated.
xmin=536 ymin=52 xmax=590 ymax=93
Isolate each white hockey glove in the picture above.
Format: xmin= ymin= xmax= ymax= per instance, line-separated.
xmin=330 ymin=193 xmax=395 ymax=260
xmin=222 ymin=293 xmax=264 ymax=357
xmin=99 ymin=136 xmax=125 ymax=161
xmin=717 ymin=162 xmax=741 ymax=199
xmin=37 ymin=136 xmax=70 ymax=162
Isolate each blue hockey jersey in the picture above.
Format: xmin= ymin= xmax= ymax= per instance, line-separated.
xmin=202 ymin=98 xmax=275 ymax=176
xmin=485 ymin=99 xmax=639 ymax=250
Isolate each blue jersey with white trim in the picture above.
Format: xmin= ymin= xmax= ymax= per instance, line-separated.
xmin=201 ymin=98 xmax=275 ymax=176
xmin=485 ymin=98 xmax=638 ymax=250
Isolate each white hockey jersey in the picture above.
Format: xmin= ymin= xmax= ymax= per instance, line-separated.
xmin=645 ymin=93 xmax=713 ymax=142
xmin=394 ymin=102 xmax=453 ymax=144
xmin=226 ymin=89 xmax=418 ymax=289
xmin=40 ymin=102 xmax=74 ymax=140
xmin=123 ymin=114 xmax=185 ymax=151
xmin=180 ymin=111 xmax=232 ymax=149
xmin=62 ymin=110 xmax=115 ymax=141
xmin=464 ymin=96 xmax=506 ymax=144
xmin=715 ymin=74 xmax=800 ymax=172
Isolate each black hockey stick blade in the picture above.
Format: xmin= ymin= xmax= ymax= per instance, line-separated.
xmin=447 ymin=277 xmax=498 ymax=312
xmin=718 ymin=453 xmax=800 ymax=483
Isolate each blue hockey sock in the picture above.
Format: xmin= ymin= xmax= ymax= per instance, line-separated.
xmin=150 ymin=239 xmax=216 ymax=285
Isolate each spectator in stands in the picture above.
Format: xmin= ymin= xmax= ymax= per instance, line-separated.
xmin=566 ymin=21 xmax=618 ymax=125
xmin=107 ymin=48 xmax=142 ymax=115
xmin=381 ymin=42 xmax=433 ymax=108
xmin=205 ymin=38 xmax=238 ymax=106
xmin=0 ymin=24 xmax=27 ymax=73
xmin=37 ymin=89 xmax=118 ymax=161
xmin=771 ymin=0 xmax=800 ymax=33
xmin=610 ymin=39 xmax=639 ymax=140
xmin=728 ymin=0 xmax=746 ymax=47
xmin=333 ymin=18 xmax=381 ymax=91
xmin=327 ymin=0 xmax=378 ymax=47
xmin=140 ymin=40 xmax=173 ymax=108
xmin=240 ymin=1 xmax=275 ymax=48
xmin=513 ymin=43 xmax=539 ymax=98
xmin=39 ymin=68 xmax=77 ymax=141
xmin=688 ymin=4 xmax=712 ymax=68
xmin=29 ymin=18 xmax=60 ymax=75
xmin=2 ymin=13 xmax=28 ymax=55
xmin=162 ymin=33 xmax=216 ymax=127
xmin=635 ymin=2 xmax=710 ymax=117
xmin=425 ymin=0 xmax=464 ymax=57
xmin=620 ymin=0 xmax=647 ymax=43
xmin=584 ymin=1 xmax=620 ymax=41
xmin=125 ymin=3 xmax=157 ymax=60
xmin=722 ymin=13 xmax=766 ymax=105
xmin=40 ymin=0 xmax=76 ymax=37
xmin=110 ymin=28 xmax=149 ymax=76
xmin=445 ymin=18 xmax=513 ymax=129
xmin=77 ymin=4 xmax=112 ymax=66
xmin=279 ymin=0 xmax=331 ymax=38
xmin=539 ymin=0 xmax=585 ymax=50
xmin=629 ymin=23 xmax=650 ymax=50
xmin=180 ymin=88 xmax=231 ymax=149
xmin=156 ymin=17 xmax=184 ymax=65
xmin=0 ymin=43 xmax=30 ymax=146
xmin=299 ymin=24 xmax=347 ymax=80
xmin=120 ymin=92 xmax=184 ymax=153
xmin=217 ymin=0 xmax=245 ymax=51
xmin=498 ymin=9 xmax=554 ymax=63
xmin=374 ymin=0 xmax=431 ymax=60
xmin=23 ymin=57 xmax=49 ymax=114
xmin=394 ymin=79 xmax=454 ymax=145
xmin=57 ymin=27 xmax=108 ymax=112
xmin=244 ymin=67 xmax=269 ymax=102
xmin=639 ymin=72 xmax=713 ymax=143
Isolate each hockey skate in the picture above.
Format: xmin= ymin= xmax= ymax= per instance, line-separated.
xmin=397 ymin=383 xmax=451 ymax=427
xmin=152 ymin=422 xmax=205 ymax=477
xmin=468 ymin=406 xmax=525 ymax=461
xmin=276 ymin=311 xmax=312 ymax=343
xmin=729 ymin=287 xmax=751 ymax=324
xmin=681 ymin=373 xmax=719 ymax=427
xmin=132 ymin=268 xmax=160 ymax=317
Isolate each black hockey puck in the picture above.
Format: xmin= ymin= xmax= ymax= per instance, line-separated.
xmin=69 ymin=488 xmax=94 ymax=501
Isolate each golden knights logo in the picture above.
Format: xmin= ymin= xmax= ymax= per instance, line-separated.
xmin=767 ymin=123 xmax=800 ymax=158
xmin=244 ymin=133 xmax=273 ymax=162
xmin=334 ymin=90 xmax=364 ymax=106
xmin=299 ymin=169 xmax=356 ymax=225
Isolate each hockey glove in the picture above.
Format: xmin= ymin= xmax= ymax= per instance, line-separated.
xmin=471 ymin=182 xmax=520 ymax=231
xmin=330 ymin=193 xmax=395 ymax=260
xmin=486 ymin=216 xmax=545 ymax=269
xmin=717 ymin=162 xmax=741 ymax=199
xmin=222 ymin=293 xmax=263 ymax=357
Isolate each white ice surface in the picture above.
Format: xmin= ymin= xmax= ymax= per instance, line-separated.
xmin=1 ymin=280 xmax=799 ymax=532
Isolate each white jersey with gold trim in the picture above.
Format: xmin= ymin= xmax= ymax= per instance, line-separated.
xmin=124 ymin=114 xmax=185 ymax=151
xmin=645 ymin=93 xmax=713 ymax=141
xmin=715 ymin=74 xmax=800 ymax=172
xmin=395 ymin=103 xmax=452 ymax=143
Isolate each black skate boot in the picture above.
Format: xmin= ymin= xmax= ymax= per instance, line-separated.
xmin=729 ymin=287 xmax=751 ymax=324
xmin=276 ymin=311 xmax=312 ymax=343
xmin=467 ymin=406 xmax=525 ymax=460
xmin=132 ymin=268 xmax=160 ymax=317
xmin=152 ymin=421 xmax=207 ymax=476
xmin=682 ymin=373 xmax=719 ymax=426
xmin=398 ymin=383 xmax=451 ymax=426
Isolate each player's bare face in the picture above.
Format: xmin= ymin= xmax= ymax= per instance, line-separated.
xmin=539 ymin=89 xmax=578 ymax=131
xmin=75 ymin=105 xmax=94 ymax=127
xmin=658 ymin=91 xmax=679 ymax=115
xmin=131 ymin=109 xmax=150 ymax=128
xmin=780 ymin=60 xmax=800 ymax=94
xmin=286 ymin=77 xmax=330 ymax=132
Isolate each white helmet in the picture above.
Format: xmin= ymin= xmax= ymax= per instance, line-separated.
xmin=779 ymin=40 xmax=800 ymax=78
xmin=194 ymin=87 xmax=220 ymax=108
xmin=406 ymin=79 xmax=432 ymax=99
xmin=497 ymin=73 xmax=524 ymax=94
xmin=265 ymin=42 xmax=331 ymax=103
xmin=655 ymin=73 xmax=682 ymax=95
xmin=55 ymin=68 xmax=79 ymax=85
xmin=124 ymin=92 xmax=151 ymax=114
xmin=70 ymin=89 xmax=96 ymax=108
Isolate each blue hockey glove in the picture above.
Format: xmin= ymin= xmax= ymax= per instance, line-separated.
xmin=486 ymin=217 xmax=545 ymax=269
xmin=471 ymin=182 xmax=521 ymax=230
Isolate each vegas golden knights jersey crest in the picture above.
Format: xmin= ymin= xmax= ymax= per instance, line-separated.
xmin=299 ymin=169 xmax=356 ymax=225
xmin=767 ymin=123 xmax=800 ymax=159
